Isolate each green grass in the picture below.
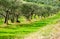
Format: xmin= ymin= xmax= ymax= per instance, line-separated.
xmin=0 ymin=12 xmax=60 ymax=39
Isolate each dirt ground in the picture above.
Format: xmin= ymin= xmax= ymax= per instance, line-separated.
xmin=24 ymin=23 xmax=60 ymax=39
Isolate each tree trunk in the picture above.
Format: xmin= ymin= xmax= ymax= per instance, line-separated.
xmin=26 ymin=15 xmax=31 ymax=21
xmin=16 ymin=15 xmax=20 ymax=23
xmin=4 ymin=11 xmax=9 ymax=24
xmin=11 ymin=14 xmax=15 ymax=23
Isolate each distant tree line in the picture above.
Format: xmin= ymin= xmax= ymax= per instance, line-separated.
xmin=23 ymin=0 xmax=60 ymax=6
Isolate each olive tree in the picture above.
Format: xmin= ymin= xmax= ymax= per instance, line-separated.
xmin=0 ymin=0 xmax=21 ymax=24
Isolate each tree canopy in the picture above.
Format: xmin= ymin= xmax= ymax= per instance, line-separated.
xmin=0 ymin=0 xmax=60 ymax=24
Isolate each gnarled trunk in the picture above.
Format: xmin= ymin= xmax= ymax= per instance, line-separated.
xmin=4 ymin=10 xmax=9 ymax=24
xmin=11 ymin=14 xmax=15 ymax=23
xmin=16 ymin=15 xmax=20 ymax=23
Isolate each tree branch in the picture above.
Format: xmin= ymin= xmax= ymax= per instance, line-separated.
xmin=0 ymin=13 xmax=5 ymax=17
